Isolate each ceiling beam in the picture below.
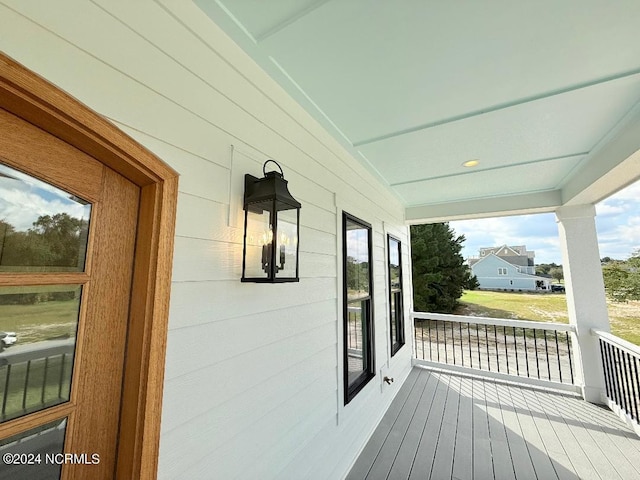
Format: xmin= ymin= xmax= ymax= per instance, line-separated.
xmin=405 ymin=190 xmax=561 ymax=224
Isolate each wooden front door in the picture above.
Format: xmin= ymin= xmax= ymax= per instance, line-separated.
xmin=0 ymin=107 xmax=139 ymax=479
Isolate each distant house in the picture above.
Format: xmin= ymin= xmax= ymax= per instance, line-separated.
xmin=468 ymin=245 xmax=551 ymax=291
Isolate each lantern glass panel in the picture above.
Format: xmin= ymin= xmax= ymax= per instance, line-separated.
xmin=274 ymin=208 xmax=298 ymax=279
xmin=244 ymin=208 xmax=272 ymax=279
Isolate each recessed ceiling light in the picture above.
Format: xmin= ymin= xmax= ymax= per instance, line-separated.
xmin=462 ymin=159 xmax=480 ymax=168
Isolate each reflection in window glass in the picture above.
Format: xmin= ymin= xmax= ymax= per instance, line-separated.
xmin=0 ymin=286 xmax=80 ymax=423
xmin=0 ymin=418 xmax=66 ymax=479
xmin=343 ymin=213 xmax=374 ymax=404
xmin=0 ymin=162 xmax=91 ymax=273
xmin=388 ymin=235 xmax=405 ymax=356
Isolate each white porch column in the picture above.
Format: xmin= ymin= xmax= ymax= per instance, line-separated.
xmin=556 ymin=204 xmax=609 ymax=403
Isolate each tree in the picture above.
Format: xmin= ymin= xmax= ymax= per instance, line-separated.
xmin=602 ymin=250 xmax=640 ymax=302
xmin=465 ymin=271 xmax=480 ymax=290
xmin=549 ymin=266 xmax=564 ymax=283
xmin=0 ymin=213 xmax=88 ymax=269
xmin=410 ymin=223 xmax=472 ymax=313
xmin=535 ymin=262 xmax=559 ymax=276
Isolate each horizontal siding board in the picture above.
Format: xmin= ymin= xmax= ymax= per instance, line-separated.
xmin=162 ymin=321 xmax=337 ymax=432
xmin=164 ymin=299 xmax=337 ymax=380
xmin=115 ymin=122 xmax=231 ymax=202
xmin=168 ymin=277 xmax=336 ymax=329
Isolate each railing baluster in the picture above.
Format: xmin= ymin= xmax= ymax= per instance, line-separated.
xmin=633 ymin=357 xmax=640 ymax=421
xmin=426 ymin=320 xmax=431 ymax=361
xmin=614 ymin=346 xmax=627 ymax=414
xmin=503 ymin=326 xmax=509 ymax=375
xmin=459 ymin=323 xmax=464 ymax=367
xmin=2 ymin=364 xmax=11 ymax=416
xmin=58 ymin=354 xmax=66 ymax=398
xmin=476 ymin=324 xmax=481 ymax=369
xmin=544 ymin=330 xmax=551 ymax=380
xmin=451 ymin=321 xmax=455 ymax=365
xmin=621 ymin=347 xmax=631 ymax=415
xmin=436 ymin=321 xmax=440 ymax=363
xmin=608 ymin=343 xmax=620 ymax=407
xmin=494 ymin=325 xmax=500 ymax=373
xmin=22 ymin=360 xmax=32 ymax=410
xmin=533 ymin=329 xmax=540 ymax=379
xmin=566 ymin=332 xmax=574 ymax=384
xmin=514 ymin=327 xmax=519 ymax=376
xmin=599 ymin=340 xmax=611 ymax=399
xmin=555 ymin=331 xmax=562 ymax=383
xmin=443 ymin=321 xmax=448 ymax=364
xmin=42 ymin=357 xmax=50 ymax=404
xmin=523 ymin=328 xmax=530 ymax=377
xmin=485 ymin=325 xmax=490 ymax=371
xmin=467 ymin=323 xmax=472 ymax=368
xmin=625 ymin=352 xmax=637 ymax=421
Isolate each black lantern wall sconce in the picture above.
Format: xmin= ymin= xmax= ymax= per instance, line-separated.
xmin=241 ymin=160 xmax=301 ymax=283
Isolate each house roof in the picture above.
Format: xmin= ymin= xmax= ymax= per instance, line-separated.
xmin=481 ymin=245 xmax=522 ymax=257
xmin=195 ymin=1 xmax=640 ymax=223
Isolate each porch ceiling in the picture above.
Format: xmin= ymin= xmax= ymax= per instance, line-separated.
xmin=197 ymin=0 xmax=640 ymax=221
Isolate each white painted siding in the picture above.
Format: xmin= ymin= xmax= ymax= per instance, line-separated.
xmin=0 ymin=2 xmax=413 ymax=479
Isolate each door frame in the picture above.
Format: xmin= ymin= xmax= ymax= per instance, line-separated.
xmin=0 ymin=52 xmax=178 ymax=479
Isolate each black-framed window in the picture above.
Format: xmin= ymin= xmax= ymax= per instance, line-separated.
xmin=343 ymin=212 xmax=375 ymax=404
xmin=388 ymin=235 xmax=405 ymax=356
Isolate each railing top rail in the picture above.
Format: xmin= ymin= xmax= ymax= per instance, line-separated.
xmin=592 ymin=329 xmax=640 ymax=358
xmin=0 ymin=340 xmax=75 ymax=366
xmin=412 ymin=311 xmax=575 ymax=333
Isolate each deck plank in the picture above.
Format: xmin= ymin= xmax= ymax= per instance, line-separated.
xmin=451 ymin=376 xmax=473 ymax=480
xmin=484 ymin=381 xmax=517 ymax=480
xmin=471 ymin=378 xmax=495 ymax=480
xmin=430 ymin=374 xmax=461 ymax=479
xmin=407 ymin=373 xmax=450 ymax=480
xmin=387 ymin=370 xmax=439 ymax=479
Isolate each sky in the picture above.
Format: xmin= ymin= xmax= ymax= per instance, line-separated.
xmin=450 ymin=180 xmax=640 ymax=265
xmin=0 ymin=164 xmax=90 ymax=231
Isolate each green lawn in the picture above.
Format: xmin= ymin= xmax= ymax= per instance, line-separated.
xmin=457 ymin=290 xmax=640 ymax=345
xmin=0 ymin=296 xmax=79 ymax=344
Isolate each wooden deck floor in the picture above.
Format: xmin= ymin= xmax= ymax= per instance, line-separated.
xmin=347 ymin=367 xmax=640 ymax=480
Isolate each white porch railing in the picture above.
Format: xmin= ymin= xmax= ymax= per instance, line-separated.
xmin=413 ymin=312 xmax=578 ymax=392
xmin=593 ymin=329 xmax=640 ymax=435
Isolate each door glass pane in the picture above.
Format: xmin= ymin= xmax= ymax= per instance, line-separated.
xmin=0 ymin=417 xmax=66 ymax=479
xmin=0 ymin=162 xmax=91 ymax=273
xmin=0 ymin=286 xmax=80 ymax=423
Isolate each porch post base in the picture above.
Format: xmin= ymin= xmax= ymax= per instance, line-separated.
xmin=581 ymin=385 xmax=606 ymax=405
